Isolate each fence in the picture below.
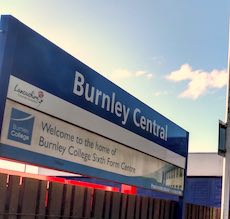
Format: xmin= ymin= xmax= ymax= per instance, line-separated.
xmin=0 ymin=172 xmax=177 ymax=219
xmin=185 ymin=203 xmax=221 ymax=219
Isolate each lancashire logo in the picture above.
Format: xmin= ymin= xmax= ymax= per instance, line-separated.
xmin=14 ymin=84 xmax=44 ymax=107
xmin=8 ymin=108 xmax=35 ymax=145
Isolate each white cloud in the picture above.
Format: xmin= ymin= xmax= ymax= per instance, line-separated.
xmin=109 ymin=69 xmax=132 ymax=81
xmin=166 ymin=64 xmax=227 ymax=100
xmin=146 ymin=73 xmax=153 ymax=79
xmin=166 ymin=64 xmax=194 ymax=81
xmin=154 ymin=91 xmax=168 ymax=97
xmin=109 ymin=69 xmax=154 ymax=82
xmin=135 ymin=71 xmax=146 ymax=77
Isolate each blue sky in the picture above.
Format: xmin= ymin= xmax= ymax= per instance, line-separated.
xmin=1 ymin=0 xmax=230 ymax=152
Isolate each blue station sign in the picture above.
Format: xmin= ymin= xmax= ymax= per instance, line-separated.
xmin=0 ymin=15 xmax=189 ymax=195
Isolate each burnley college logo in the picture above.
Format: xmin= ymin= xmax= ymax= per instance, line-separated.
xmin=8 ymin=108 xmax=35 ymax=145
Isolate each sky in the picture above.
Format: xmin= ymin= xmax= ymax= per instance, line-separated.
xmin=0 ymin=0 xmax=230 ymax=153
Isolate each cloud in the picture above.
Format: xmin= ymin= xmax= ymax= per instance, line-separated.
xmin=109 ymin=69 xmax=154 ymax=82
xmin=154 ymin=91 xmax=169 ymax=97
xmin=146 ymin=73 xmax=154 ymax=79
xmin=166 ymin=64 xmax=227 ymax=100
xmin=135 ymin=71 xmax=146 ymax=77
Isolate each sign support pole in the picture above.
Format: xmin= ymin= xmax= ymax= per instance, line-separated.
xmin=221 ymin=21 xmax=230 ymax=219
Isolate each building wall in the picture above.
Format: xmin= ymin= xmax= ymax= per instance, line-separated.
xmin=186 ymin=153 xmax=223 ymax=208
xmin=185 ymin=177 xmax=222 ymax=208
xmin=187 ymin=153 xmax=223 ymax=176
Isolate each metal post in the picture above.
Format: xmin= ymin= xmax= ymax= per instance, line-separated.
xmin=220 ymin=22 xmax=230 ymax=219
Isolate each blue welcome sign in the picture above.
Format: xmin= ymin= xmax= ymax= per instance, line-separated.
xmin=0 ymin=15 xmax=189 ymax=195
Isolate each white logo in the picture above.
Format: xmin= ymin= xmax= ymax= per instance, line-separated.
xmin=13 ymin=84 xmax=44 ymax=107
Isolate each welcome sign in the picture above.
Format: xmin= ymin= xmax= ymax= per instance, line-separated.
xmin=0 ymin=15 xmax=189 ymax=195
xmin=7 ymin=74 xmax=185 ymax=169
xmin=1 ymin=99 xmax=184 ymax=195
